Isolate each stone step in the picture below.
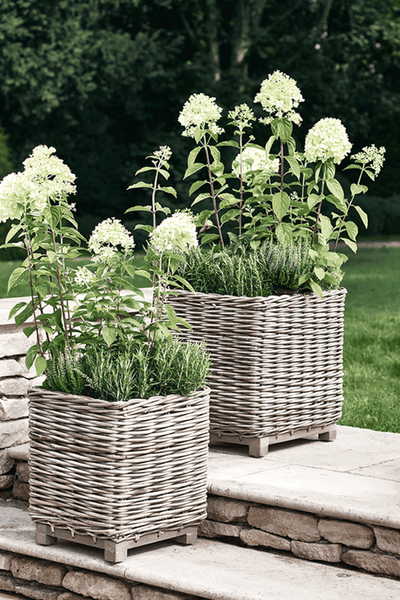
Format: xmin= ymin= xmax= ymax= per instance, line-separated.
xmin=1 ymin=503 xmax=400 ymax=600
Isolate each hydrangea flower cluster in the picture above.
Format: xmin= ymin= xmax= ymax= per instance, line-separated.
xmin=88 ymin=218 xmax=135 ymax=263
xmin=351 ymin=144 xmax=386 ymax=178
xmin=178 ymin=93 xmax=224 ymax=138
xmin=254 ymin=71 xmax=304 ymax=125
xmin=0 ymin=145 xmax=76 ymax=223
xmin=304 ymin=118 xmax=352 ymax=164
xmin=74 ymin=266 xmax=96 ymax=286
xmin=150 ymin=211 xmax=198 ymax=253
xmin=227 ymin=104 xmax=255 ymax=130
xmin=232 ymin=147 xmax=280 ymax=180
xmin=153 ymin=145 xmax=172 ymax=163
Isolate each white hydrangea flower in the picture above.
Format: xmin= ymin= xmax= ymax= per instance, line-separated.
xmin=0 ymin=145 xmax=76 ymax=223
xmin=351 ymin=144 xmax=385 ymax=178
xmin=304 ymin=118 xmax=352 ymax=164
xmin=89 ymin=218 xmax=135 ymax=263
xmin=150 ymin=211 xmax=198 ymax=253
xmin=254 ymin=71 xmax=304 ymax=125
xmin=228 ymin=104 xmax=255 ymax=130
xmin=153 ymin=145 xmax=172 ymax=162
xmin=74 ymin=266 xmax=96 ymax=286
xmin=232 ymin=147 xmax=280 ymax=180
xmin=178 ymin=93 xmax=224 ymax=138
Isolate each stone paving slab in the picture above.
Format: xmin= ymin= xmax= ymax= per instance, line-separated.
xmin=1 ymin=504 xmax=400 ymax=600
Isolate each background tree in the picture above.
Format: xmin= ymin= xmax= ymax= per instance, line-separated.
xmin=0 ymin=0 xmax=399 ymax=242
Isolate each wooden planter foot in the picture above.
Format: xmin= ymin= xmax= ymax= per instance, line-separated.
xmin=35 ymin=523 xmax=198 ymax=563
xmin=210 ymin=424 xmax=337 ymax=457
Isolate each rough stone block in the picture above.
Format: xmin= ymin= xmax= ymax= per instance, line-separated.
xmin=132 ymin=585 xmax=194 ymax=599
xmin=0 ymin=418 xmax=29 ymax=449
xmin=11 ymin=557 xmax=67 ymax=586
xmin=57 ymin=594 xmax=92 ymax=600
xmin=0 ymin=359 xmax=23 ymax=378
xmin=207 ymin=496 xmax=249 ymax=523
xmin=0 ymin=473 xmax=14 ymax=490
xmin=14 ymin=584 xmax=60 ymax=600
xmin=0 ymin=550 xmax=12 ymax=570
xmin=17 ymin=357 xmax=38 ymax=379
xmin=240 ymin=528 xmax=291 ymax=551
xmin=0 ymin=448 xmax=14 ymax=474
xmin=12 ymin=481 xmax=29 ymax=501
xmin=0 ymin=397 xmax=29 ymax=421
xmin=291 ymin=540 xmax=342 ymax=563
xmin=0 ymin=574 xmax=15 ymax=592
xmin=62 ymin=571 xmax=131 ymax=600
xmin=374 ymin=527 xmax=400 ymax=555
xmin=0 ymin=326 xmax=36 ymax=358
xmin=342 ymin=549 xmax=400 ymax=578
xmin=247 ymin=507 xmax=320 ymax=542
xmin=16 ymin=460 xmax=30 ymax=483
xmin=318 ymin=519 xmax=374 ymax=549
xmin=198 ymin=520 xmax=241 ymax=539
xmin=0 ymin=377 xmax=30 ymax=397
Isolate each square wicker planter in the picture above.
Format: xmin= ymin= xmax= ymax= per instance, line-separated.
xmin=169 ymin=288 xmax=346 ymax=457
xmin=28 ymin=386 xmax=210 ymax=562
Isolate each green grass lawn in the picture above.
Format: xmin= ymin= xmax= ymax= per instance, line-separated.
xmin=340 ymin=246 xmax=400 ymax=433
xmin=1 ymin=247 xmax=399 ymax=433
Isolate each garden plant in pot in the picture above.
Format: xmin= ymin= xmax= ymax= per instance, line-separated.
xmin=130 ymin=71 xmax=385 ymax=457
xmin=0 ymin=145 xmax=211 ymax=562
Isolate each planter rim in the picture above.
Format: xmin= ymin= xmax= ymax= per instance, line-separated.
xmin=172 ymin=287 xmax=347 ymax=303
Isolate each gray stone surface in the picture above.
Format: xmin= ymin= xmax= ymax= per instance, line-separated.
xmin=240 ymin=528 xmax=291 ymax=551
xmin=0 ymin=360 xmax=23 ymax=378
xmin=14 ymin=584 xmax=60 ymax=600
xmin=318 ymin=519 xmax=375 ymax=549
xmin=206 ymin=496 xmax=249 ymax=523
xmin=0 ymin=327 xmax=35 ymax=359
xmin=12 ymin=482 xmax=29 ymax=501
xmin=0 ymin=551 xmax=12 ymax=570
xmin=0 ymin=575 xmax=15 ymax=593
xmin=0 ymin=398 xmax=29 ymax=421
xmin=0 ymin=378 xmax=30 ymax=397
xmin=132 ymin=586 xmax=194 ymax=599
xmin=7 ymin=444 xmax=29 ymax=461
xmin=0 ymin=419 xmax=29 ymax=450
xmin=247 ymin=507 xmax=320 ymax=542
xmin=11 ymin=557 xmax=67 ymax=586
xmin=374 ymin=527 xmax=400 ymax=555
xmin=0 ymin=474 xmax=14 ymax=490
xmin=198 ymin=520 xmax=241 ymax=539
xmin=0 ymin=449 xmax=13 ymax=475
xmin=62 ymin=571 xmax=131 ymax=600
xmin=342 ymin=549 xmax=400 ymax=578
xmin=291 ymin=541 xmax=342 ymax=563
xmin=15 ymin=461 xmax=29 ymax=483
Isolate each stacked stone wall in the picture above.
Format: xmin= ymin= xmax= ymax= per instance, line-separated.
xmin=0 ymin=551 xmax=200 ymax=600
xmin=199 ymin=495 xmax=400 ymax=579
xmin=0 ymin=313 xmax=44 ymax=498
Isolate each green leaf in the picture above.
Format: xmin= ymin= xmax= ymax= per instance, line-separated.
xmin=319 ymin=215 xmax=333 ymax=241
xmin=314 ymin=267 xmax=325 ymax=280
xmin=158 ymin=186 xmax=177 ymax=197
xmin=7 ymin=267 xmax=27 ymax=292
xmin=35 ymin=356 xmax=47 ymax=376
xmin=210 ymin=146 xmax=221 ymax=163
xmin=184 ymin=163 xmax=205 ymax=179
xmin=23 ymin=325 xmax=36 ymax=338
xmin=14 ymin=303 xmax=34 ymax=327
xmin=309 ymin=280 xmax=323 ymax=298
xmin=102 ymin=326 xmax=118 ymax=347
xmin=135 ymin=166 xmax=156 ymax=175
xmin=285 ymin=155 xmax=300 ymax=179
xmin=345 ymin=220 xmax=358 ymax=241
xmin=326 ymin=178 xmax=344 ymax=202
xmin=218 ymin=194 xmax=238 ymax=209
xmin=326 ymin=194 xmax=346 ymax=214
xmin=9 ymin=301 xmax=28 ymax=319
xmin=5 ymin=225 xmax=22 ymax=244
xmin=265 ymin=135 xmax=276 ymax=156
xmin=164 ymin=303 xmax=178 ymax=328
xmin=195 ymin=210 xmax=214 ymax=226
xmin=127 ymin=181 xmax=153 ymax=190
xmin=307 ymin=194 xmax=321 ymax=210
xmin=275 ymin=222 xmax=292 ymax=245
xmin=189 ymin=180 xmax=207 ymax=196
xmin=200 ymin=232 xmax=220 ymax=245
xmin=350 ymin=183 xmax=368 ymax=196
xmin=353 ymin=205 xmax=368 ymax=229
xmin=220 ymin=209 xmax=241 ymax=224
xmin=134 ymin=224 xmax=154 ymax=233
xmin=187 ymin=146 xmax=202 ymax=166
xmin=125 ymin=205 xmax=152 ymax=213
xmin=271 ymin=118 xmax=293 ymax=143
xmin=218 ymin=140 xmax=239 ymax=148
xmin=25 ymin=345 xmax=39 ymax=371
xmin=343 ymin=238 xmax=357 ymax=253
xmin=191 ymin=192 xmax=211 ymax=207
xmin=272 ymin=192 xmax=290 ymax=221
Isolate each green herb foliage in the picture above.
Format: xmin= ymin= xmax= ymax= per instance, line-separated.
xmin=179 ymin=238 xmax=318 ymax=297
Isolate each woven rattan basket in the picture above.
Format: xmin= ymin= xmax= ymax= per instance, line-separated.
xmin=28 ymin=386 xmax=210 ymax=562
xmin=169 ymin=288 xmax=346 ymax=456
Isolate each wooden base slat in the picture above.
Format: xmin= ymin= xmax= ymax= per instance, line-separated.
xmin=35 ymin=523 xmax=198 ymax=563
xmin=210 ymin=424 xmax=337 ymax=457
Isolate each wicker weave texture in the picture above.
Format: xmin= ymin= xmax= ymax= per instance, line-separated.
xmin=169 ymin=288 xmax=346 ymax=438
xmin=28 ymin=387 xmax=210 ymax=542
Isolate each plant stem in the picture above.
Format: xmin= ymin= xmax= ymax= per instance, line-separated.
xmin=204 ymin=143 xmax=224 ymax=248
